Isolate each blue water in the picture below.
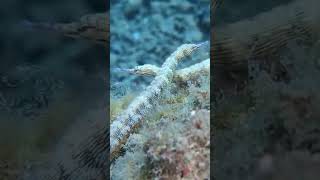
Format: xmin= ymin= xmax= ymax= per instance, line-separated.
xmin=110 ymin=0 xmax=210 ymax=97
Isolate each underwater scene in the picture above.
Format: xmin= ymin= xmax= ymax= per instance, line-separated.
xmin=1 ymin=0 xmax=319 ymax=179
xmin=213 ymin=0 xmax=320 ymax=179
xmin=110 ymin=0 xmax=210 ymax=179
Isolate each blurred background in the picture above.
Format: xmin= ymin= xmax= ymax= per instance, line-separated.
xmin=214 ymin=0 xmax=292 ymax=25
xmin=0 ymin=0 xmax=107 ymax=179
xmin=214 ymin=0 xmax=320 ymax=180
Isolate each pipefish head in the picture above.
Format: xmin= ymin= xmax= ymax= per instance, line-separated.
xmin=196 ymin=40 xmax=209 ymax=49
xmin=188 ymin=41 xmax=210 ymax=53
xmin=175 ymin=41 xmax=210 ymax=60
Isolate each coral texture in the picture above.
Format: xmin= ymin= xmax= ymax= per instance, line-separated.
xmin=144 ymin=110 xmax=210 ymax=179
